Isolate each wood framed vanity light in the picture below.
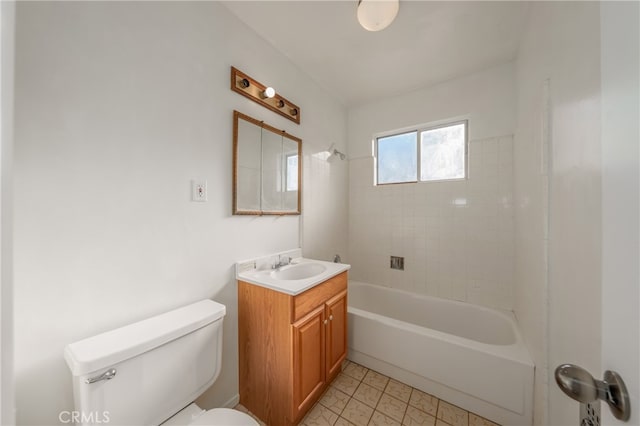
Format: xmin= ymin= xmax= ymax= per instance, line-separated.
xmin=231 ymin=67 xmax=301 ymax=124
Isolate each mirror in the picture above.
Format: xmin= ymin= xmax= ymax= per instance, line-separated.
xmin=233 ymin=111 xmax=301 ymax=215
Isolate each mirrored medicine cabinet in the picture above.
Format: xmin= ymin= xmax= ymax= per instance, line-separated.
xmin=233 ymin=110 xmax=301 ymax=215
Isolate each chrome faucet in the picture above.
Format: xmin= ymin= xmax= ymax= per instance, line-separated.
xmin=272 ymin=255 xmax=291 ymax=269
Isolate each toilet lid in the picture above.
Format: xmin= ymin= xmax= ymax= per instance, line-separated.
xmin=189 ymin=408 xmax=259 ymax=426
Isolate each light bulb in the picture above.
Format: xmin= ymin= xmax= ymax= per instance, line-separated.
xmin=357 ymin=0 xmax=399 ymax=32
xmin=262 ymin=87 xmax=276 ymax=99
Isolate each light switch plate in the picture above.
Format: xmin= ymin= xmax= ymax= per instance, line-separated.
xmin=191 ymin=179 xmax=207 ymax=202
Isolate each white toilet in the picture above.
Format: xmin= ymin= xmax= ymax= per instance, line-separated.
xmin=64 ymin=300 xmax=259 ymax=426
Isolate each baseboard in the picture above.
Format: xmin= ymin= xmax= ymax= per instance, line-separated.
xmin=222 ymin=393 xmax=240 ymax=408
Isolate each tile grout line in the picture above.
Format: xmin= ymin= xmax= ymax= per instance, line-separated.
xmin=376 ymin=379 xmax=407 ymax=425
xmin=357 ymin=370 xmax=374 ymax=426
xmin=330 ymin=364 xmax=360 ymax=425
xmin=321 ymin=389 xmax=346 ymax=417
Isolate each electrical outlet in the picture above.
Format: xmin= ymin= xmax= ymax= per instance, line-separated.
xmin=580 ymin=401 xmax=601 ymax=426
xmin=191 ymin=179 xmax=207 ymax=202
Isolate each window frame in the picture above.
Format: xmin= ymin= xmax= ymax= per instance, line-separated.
xmin=374 ymin=130 xmax=419 ymax=185
xmin=374 ymin=119 xmax=468 ymax=186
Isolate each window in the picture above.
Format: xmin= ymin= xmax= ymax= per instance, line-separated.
xmin=375 ymin=121 xmax=467 ymax=185
xmin=285 ymin=154 xmax=298 ymax=191
xmin=376 ymin=131 xmax=417 ymax=184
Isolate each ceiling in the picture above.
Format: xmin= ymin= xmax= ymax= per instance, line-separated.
xmin=222 ymin=1 xmax=530 ymax=107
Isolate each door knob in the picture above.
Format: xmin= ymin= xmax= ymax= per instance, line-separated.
xmin=555 ymin=364 xmax=631 ymax=421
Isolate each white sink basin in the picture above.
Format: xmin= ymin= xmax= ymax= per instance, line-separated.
xmin=236 ymin=255 xmax=350 ymax=295
xmin=271 ymin=263 xmax=327 ymax=280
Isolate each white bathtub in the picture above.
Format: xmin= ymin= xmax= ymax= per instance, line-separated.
xmin=347 ymin=281 xmax=534 ymax=426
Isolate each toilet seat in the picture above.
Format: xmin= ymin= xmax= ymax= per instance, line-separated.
xmin=190 ymin=408 xmax=259 ymax=426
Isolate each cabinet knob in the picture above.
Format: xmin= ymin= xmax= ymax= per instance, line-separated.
xmin=323 ymin=319 xmax=328 ymax=325
xmin=329 ymin=315 xmax=334 ymax=321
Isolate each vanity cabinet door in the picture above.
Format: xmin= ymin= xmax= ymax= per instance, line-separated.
xmin=291 ymin=305 xmax=326 ymax=421
xmin=325 ymin=290 xmax=348 ymax=381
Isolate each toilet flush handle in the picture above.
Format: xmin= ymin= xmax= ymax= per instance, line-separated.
xmin=85 ymin=368 xmax=117 ymax=384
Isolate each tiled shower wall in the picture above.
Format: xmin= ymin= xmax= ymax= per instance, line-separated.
xmin=348 ymin=135 xmax=514 ymax=310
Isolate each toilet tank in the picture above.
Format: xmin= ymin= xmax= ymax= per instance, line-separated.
xmin=64 ymin=300 xmax=226 ymax=426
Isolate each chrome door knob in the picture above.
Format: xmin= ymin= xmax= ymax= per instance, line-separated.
xmin=555 ymin=364 xmax=631 ymax=421
xmin=555 ymin=364 xmax=600 ymax=403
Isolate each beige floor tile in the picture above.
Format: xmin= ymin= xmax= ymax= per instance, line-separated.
xmin=362 ymin=370 xmax=390 ymax=391
xmin=342 ymin=399 xmax=375 ymax=426
xmin=402 ymin=406 xmax=436 ymax=426
xmin=302 ymin=404 xmax=339 ymax=426
xmin=376 ymin=394 xmax=408 ymax=423
xmin=333 ymin=373 xmax=361 ymax=396
xmin=344 ymin=362 xmax=369 ymax=381
xmin=408 ymin=389 xmax=438 ymax=416
xmin=468 ymin=413 xmax=499 ymax=426
xmin=436 ymin=401 xmax=468 ymax=426
xmin=369 ymin=410 xmax=402 ymax=426
xmin=353 ymin=383 xmax=383 ymax=408
xmin=336 ymin=417 xmax=355 ymax=426
xmin=320 ymin=386 xmax=351 ymax=415
xmin=385 ymin=379 xmax=412 ymax=403
xmin=296 ymin=360 xmax=498 ymax=426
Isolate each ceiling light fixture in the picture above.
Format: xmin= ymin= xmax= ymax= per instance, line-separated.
xmin=357 ymin=0 xmax=399 ymax=32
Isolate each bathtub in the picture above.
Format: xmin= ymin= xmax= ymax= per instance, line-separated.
xmin=347 ymin=281 xmax=534 ymax=426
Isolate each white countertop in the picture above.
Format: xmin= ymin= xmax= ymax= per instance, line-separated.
xmin=236 ymin=257 xmax=350 ymax=296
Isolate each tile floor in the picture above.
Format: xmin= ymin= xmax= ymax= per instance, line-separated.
xmin=238 ymin=359 xmax=500 ymax=426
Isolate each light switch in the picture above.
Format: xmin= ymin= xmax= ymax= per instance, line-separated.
xmin=191 ymin=179 xmax=207 ymax=202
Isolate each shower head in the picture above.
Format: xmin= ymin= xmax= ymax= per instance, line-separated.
xmin=325 ymin=143 xmax=346 ymax=161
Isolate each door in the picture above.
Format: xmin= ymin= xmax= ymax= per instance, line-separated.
xmin=552 ymin=4 xmax=638 ymax=425
xmin=0 ymin=2 xmax=15 ymax=425
xmin=325 ymin=290 xmax=347 ymax=381
xmin=599 ymin=3 xmax=638 ymax=424
xmin=291 ymin=305 xmax=325 ymax=420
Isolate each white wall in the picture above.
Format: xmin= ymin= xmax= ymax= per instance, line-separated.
xmin=347 ymin=63 xmax=516 ymax=310
xmin=13 ymin=2 xmax=347 ymax=424
xmin=514 ymin=2 xmax=602 ymax=425
xmin=1 ymin=1 xmax=15 ymax=424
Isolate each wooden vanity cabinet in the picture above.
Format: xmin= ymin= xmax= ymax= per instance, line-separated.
xmin=325 ymin=290 xmax=348 ymax=379
xmin=238 ymin=272 xmax=348 ymax=426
